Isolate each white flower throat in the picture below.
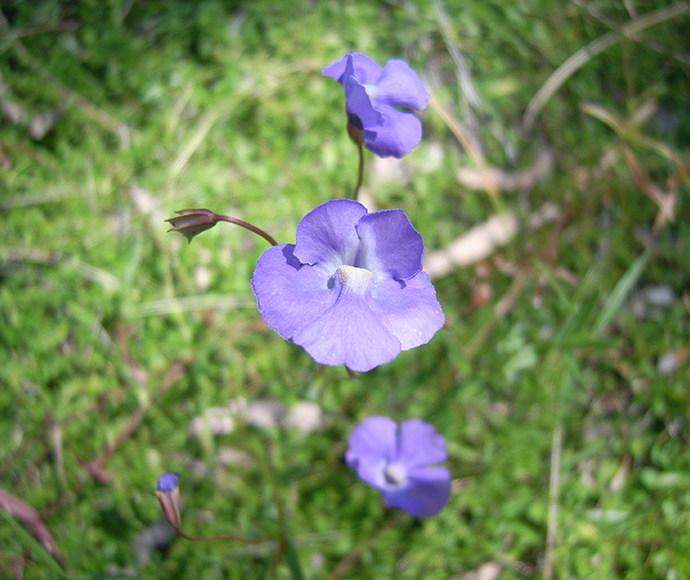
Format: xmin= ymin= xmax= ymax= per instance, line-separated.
xmin=383 ymin=462 xmax=407 ymax=487
xmin=335 ymin=265 xmax=373 ymax=295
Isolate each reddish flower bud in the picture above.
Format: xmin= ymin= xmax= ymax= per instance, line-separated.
xmin=166 ymin=209 xmax=221 ymax=244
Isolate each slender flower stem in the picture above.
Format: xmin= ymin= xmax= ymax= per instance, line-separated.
xmin=155 ymin=487 xmax=267 ymax=545
xmin=351 ymin=139 xmax=365 ymax=201
xmin=217 ymin=215 xmax=278 ymax=247
xmin=165 ymin=520 xmax=266 ymax=544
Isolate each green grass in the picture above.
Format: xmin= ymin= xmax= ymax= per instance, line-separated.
xmin=1 ymin=0 xmax=689 ymax=578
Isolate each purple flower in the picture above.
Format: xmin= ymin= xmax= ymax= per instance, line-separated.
xmin=346 ymin=417 xmax=451 ymax=518
xmin=157 ymin=472 xmax=180 ymax=492
xmin=251 ymin=199 xmax=444 ymax=372
xmin=155 ymin=472 xmax=182 ymax=530
xmin=323 ymin=53 xmax=430 ymax=158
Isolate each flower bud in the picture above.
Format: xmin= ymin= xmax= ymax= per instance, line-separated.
xmin=166 ymin=209 xmax=221 ymax=244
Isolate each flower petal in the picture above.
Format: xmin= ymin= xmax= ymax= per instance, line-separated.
xmin=293 ymin=199 xmax=367 ymax=269
xmin=348 ymin=53 xmax=385 ymax=85
xmin=322 ymin=55 xmax=348 ymax=82
xmin=362 ymin=103 xmax=422 ymax=158
xmin=355 ymin=209 xmax=424 ymax=280
xmin=369 ymin=59 xmax=430 ymax=110
xmin=292 ymin=276 xmax=401 ymax=372
xmin=370 ymin=272 xmax=445 ymax=351
xmin=344 ymin=76 xmax=383 ymax=129
xmin=322 ymin=53 xmax=383 ymax=86
xmin=397 ymin=419 xmax=448 ymax=468
xmin=157 ymin=472 xmax=180 ymax=492
xmin=383 ymin=465 xmax=451 ymax=518
xmin=251 ymin=244 xmax=336 ymax=340
xmin=346 ymin=416 xmax=398 ymax=487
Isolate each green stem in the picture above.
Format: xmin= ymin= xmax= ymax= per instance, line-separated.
xmin=351 ymin=139 xmax=365 ymax=201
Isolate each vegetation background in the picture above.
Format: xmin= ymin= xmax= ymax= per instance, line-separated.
xmin=1 ymin=0 xmax=689 ymax=578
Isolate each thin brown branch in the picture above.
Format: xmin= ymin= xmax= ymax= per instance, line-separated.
xmin=523 ymin=2 xmax=690 ymax=130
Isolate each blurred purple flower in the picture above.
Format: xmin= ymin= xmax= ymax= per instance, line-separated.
xmin=157 ymin=472 xmax=180 ymax=492
xmin=155 ymin=472 xmax=181 ymax=530
xmin=323 ymin=53 xmax=430 ymax=158
xmin=251 ymin=199 xmax=444 ymax=372
xmin=346 ymin=417 xmax=451 ymax=518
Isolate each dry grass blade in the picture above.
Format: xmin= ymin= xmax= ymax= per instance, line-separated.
xmin=572 ymin=0 xmax=690 ymax=66
xmin=581 ymin=100 xmax=690 ymax=184
xmin=579 ymin=102 xmax=628 ymax=135
xmin=431 ymin=0 xmax=484 ymax=117
xmin=126 ymin=293 xmax=256 ymax=318
xmin=580 ymin=100 xmax=680 ymax=231
xmin=0 ymin=246 xmax=121 ymax=291
xmin=0 ymin=188 xmax=74 ymax=209
xmin=580 ymin=99 xmax=655 ymax=137
xmin=623 ymin=148 xmax=676 ymax=232
xmin=0 ymin=10 xmax=131 ymax=148
xmin=169 ymin=108 xmax=225 ymax=181
xmin=639 ymin=137 xmax=690 ymax=185
xmin=522 ymin=2 xmax=690 ymax=131
xmin=429 ymin=93 xmax=496 ymax=196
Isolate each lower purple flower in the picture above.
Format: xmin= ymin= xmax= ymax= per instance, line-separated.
xmin=346 ymin=417 xmax=451 ymax=518
xmin=251 ymin=199 xmax=445 ymax=372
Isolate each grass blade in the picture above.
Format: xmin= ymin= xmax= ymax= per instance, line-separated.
xmin=283 ymin=536 xmax=307 ymax=580
xmin=593 ymin=250 xmax=650 ymax=336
